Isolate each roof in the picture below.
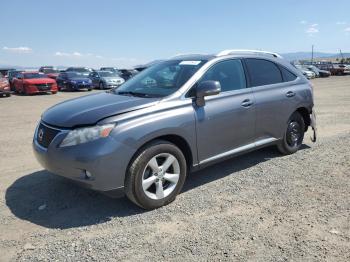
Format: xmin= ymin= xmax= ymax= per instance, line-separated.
xmin=169 ymin=54 xmax=215 ymax=61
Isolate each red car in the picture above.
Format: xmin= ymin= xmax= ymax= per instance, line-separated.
xmin=0 ymin=73 xmax=11 ymax=97
xmin=39 ymin=66 xmax=60 ymax=80
xmin=13 ymin=72 xmax=58 ymax=95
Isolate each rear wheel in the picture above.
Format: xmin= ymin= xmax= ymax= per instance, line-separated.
xmin=99 ymin=82 xmax=104 ymax=89
xmin=277 ymin=112 xmax=305 ymax=155
xmin=125 ymin=140 xmax=187 ymax=209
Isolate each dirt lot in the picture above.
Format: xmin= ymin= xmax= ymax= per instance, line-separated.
xmin=0 ymin=77 xmax=349 ymax=261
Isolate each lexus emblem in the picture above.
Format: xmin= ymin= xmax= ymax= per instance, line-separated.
xmin=38 ymin=128 xmax=44 ymax=141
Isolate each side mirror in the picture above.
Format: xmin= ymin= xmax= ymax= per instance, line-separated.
xmin=195 ymin=80 xmax=221 ymax=106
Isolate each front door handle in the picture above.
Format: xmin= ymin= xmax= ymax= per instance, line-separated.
xmin=241 ymin=99 xmax=253 ymax=108
xmin=286 ymin=91 xmax=296 ymax=98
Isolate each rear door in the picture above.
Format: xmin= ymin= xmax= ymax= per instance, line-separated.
xmin=194 ymin=59 xmax=256 ymax=163
xmin=244 ymin=58 xmax=299 ymax=141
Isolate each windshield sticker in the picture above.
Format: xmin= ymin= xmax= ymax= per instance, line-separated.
xmin=179 ymin=61 xmax=201 ymax=66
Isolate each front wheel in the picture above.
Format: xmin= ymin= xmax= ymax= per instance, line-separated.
xmin=277 ymin=112 xmax=305 ymax=155
xmin=125 ymin=140 xmax=187 ymax=210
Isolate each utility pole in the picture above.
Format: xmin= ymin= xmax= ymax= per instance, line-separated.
xmin=311 ymin=45 xmax=314 ymax=65
xmin=340 ymin=49 xmax=344 ymax=64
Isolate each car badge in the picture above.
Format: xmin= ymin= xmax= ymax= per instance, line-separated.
xmin=38 ymin=128 xmax=44 ymax=141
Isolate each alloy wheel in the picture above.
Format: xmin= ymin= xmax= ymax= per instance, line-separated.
xmin=142 ymin=153 xmax=180 ymax=200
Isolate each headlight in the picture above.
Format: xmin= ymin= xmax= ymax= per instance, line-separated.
xmin=60 ymin=123 xmax=116 ymax=147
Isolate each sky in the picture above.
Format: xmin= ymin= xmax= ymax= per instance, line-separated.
xmin=1 ymin=0 xmax=350 ymax=68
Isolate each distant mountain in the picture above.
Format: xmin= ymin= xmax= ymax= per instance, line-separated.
xmin=281 ymin=52 xmax=350 ymax=61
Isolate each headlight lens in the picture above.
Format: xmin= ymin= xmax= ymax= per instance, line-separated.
xmin=60 ymin=123 xmax=116 ymax=147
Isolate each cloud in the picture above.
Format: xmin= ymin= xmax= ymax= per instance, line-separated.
xmin=95 ymin=55 xmax=103 ymax=59
xmin=306 ymin=27 xmax=319 ymax=34
xmin=345 ymin=27 xmax=350 ymax=32
xmin=300 ymin=20 xmax=307 ymax=24
xmin=336 ymin=21 xmax=347 ymax=25
xmin=305 ymin=23 xmax=319 ymax=35
xmin=3 ymin=46 xmax=32 ymax=53
xmin=55 ymin=51 xmax=83 ymax=57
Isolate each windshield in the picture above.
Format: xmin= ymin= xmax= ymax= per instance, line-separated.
xmin=42 ymin=68 xmax=59 ymax=74
xmin=68 ymin=68 xmax=91 ymax=73
xmin=66 ymin=72 xmax=85 ymax=78
xmin=113 ymin=59 xmax=207 ymax=97
xmin=99 ymin=71 xmax=120 ymax=77
xmin=24 ymin=73 xmax=48 ymax=79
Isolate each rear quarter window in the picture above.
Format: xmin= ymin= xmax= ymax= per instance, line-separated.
xmin=280 ymin=66 xmax=297 ymax=82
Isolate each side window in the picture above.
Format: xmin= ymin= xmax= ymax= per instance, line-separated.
xmin=199 ymin=59 xmax=246 ymax=92
xmin=245 ymin=59 xmax=283 ymax=87
xmin=280 ymin=66 xmax=297 ymax=82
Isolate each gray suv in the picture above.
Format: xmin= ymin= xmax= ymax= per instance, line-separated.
xmin=33 ymin=50 xmax=317 ymax=209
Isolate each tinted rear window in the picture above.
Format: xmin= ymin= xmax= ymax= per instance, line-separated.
xmin=280 ymin=66 xmax=297 ymax=82
xmin=245 ymin=59 xmax=283 ymax=87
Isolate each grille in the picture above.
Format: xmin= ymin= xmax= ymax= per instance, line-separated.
xmin=37 ymin=123 xmax=61 ymax=148
xmin=36 ymin=83 xmax=52 ymax=91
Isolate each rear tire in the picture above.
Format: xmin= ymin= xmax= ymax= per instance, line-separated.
xmin=125 ymin=140 xmax=187 ymax=210
xmin=277 ymin=112 xmax=305 ymax=155
xmin=99 ymin=82 xmax=104 ymax=90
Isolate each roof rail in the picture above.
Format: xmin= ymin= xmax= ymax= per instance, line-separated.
xmin=217 ymin=49 xmax=283 ymax=58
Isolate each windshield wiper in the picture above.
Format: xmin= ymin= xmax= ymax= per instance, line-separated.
xmin=116 ymin=91 xmax=158 ymax=98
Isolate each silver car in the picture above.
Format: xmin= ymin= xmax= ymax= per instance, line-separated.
xmin=33 ymin=50 xmax=316 ymax=209
xmin=90 ymin=70 xmax=125 ymax=89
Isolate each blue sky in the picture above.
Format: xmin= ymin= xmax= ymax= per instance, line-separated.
xmin=1 ymin=0 xmax=350 ymax=68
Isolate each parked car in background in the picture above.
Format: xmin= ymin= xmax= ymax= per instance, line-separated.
xmin=305 ymin=65 xmax=331 ymax=78
xmin=7 ymin=70 xmax=22 ymax=90
xmin=39 ymin=66 xmax=60 ymax=80
xmin=13 ymin=72 xmax=57 ymax=95
xmin=100 ymin=67 xmax=120 ymax=73
xmin=295 ymin=65 xmax=316 ymax=79
xmin=33 ymin=50 xmax=316 ymax=209
xmin=89 ymin=70 xmax=125 ymax=89
xmin=316 ymin=64 xmax=348 ymax=75
xmin=0 ymin=73 xmax=11 ymax=97
xmin=119 ymin=69 xmax=139 ymax=81
xmin=0 ymin=68 xmax=15 ymax=78
xmin=56 ymin=72 xmax=92 ymax=91
xmin=66 ymin=67 xmax=95 ymax=76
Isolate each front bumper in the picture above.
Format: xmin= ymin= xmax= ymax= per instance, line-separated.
xmin=32 ymin=123 xmax=135 ymax=192
xmin=70 ymin=83 xmax=92 ymax=90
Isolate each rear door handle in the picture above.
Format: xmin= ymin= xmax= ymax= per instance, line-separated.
xmin=286 ymin=91 xmax=296 ymax=98
xmin=241 ymin=99 xmax=253 ymax=108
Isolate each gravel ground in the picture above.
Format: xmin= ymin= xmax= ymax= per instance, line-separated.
xmin=0 ymin=76 xmax=349 ymax=261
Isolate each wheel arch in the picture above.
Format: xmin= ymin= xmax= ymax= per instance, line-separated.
xmin=128 ymin=134 xmax=194 ymax=173
xmin=296 ymin=107 xmax=310 ymax=131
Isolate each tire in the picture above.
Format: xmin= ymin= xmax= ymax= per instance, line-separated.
xmin=87 ymin=88 xmax=92 ymax=91
xmin=5 ymin=93 xmax=11 ymax=97
xmin=277 ymin=112 xmax=305 ymax=155
xmin=51 ymin=91 xmax=57 ymax=95
xmin=99 ymin=82 xmax=104 ymax=90
xmin=125 ymin=140 xmax=187 ymax=210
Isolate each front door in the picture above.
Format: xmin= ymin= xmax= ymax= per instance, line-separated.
xmin=193 ymin=59 xmax=256 ymax=164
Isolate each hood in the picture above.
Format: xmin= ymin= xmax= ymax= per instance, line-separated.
xmin=102 ymin=76 xmax=124 ymax=82
xmin=67 ymin=77 xmax=91 ymax=82
xmin=24 ymin=78 xmax=56 ymax=84
xmin=47 ymin=73 xmax=59 ymax=79
xmin=42 ymin=92 xmax=160 ymax=128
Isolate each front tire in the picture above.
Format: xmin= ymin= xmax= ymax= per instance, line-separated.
xmin=277 ymin=112 xmax=305 ymax=155
xmin=125 ymin=140 xmax=187 ymax=210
